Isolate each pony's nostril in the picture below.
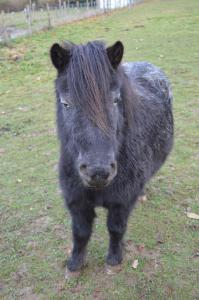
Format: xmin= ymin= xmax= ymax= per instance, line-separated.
xmin=110 ymin=161 xmax=117 ymax=171
xmin=79 ymin=164 xmax=87 ymax=173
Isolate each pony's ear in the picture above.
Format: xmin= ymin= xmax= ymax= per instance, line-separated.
xmin=50 ymin=43 xmax=70 ymax=71
xmin=107 ymin=41 xmax=124 ymax=69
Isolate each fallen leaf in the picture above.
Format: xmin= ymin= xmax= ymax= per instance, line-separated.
xmin=132 ymin=259 xmax=138 ymax=269
xmin=106 ymin=268 xmax=115 ymax=275
xmin=66 ymin=247 xmax=72 ymax=255
xmin=17 ymin=106 xmax=29 ymax=112
xmin=187 ymin=212 xmax=199 ymax=220
xmin=137 ymin=194 xmax=147 ymax=202
xmin=46 ymin=204 xmax=52 ymax=210
xmin=193 ymin=251 xmax=199 ymax=257
xmin=137 ymin=244 xmax=145 ymax=253
xmin=142 ymin=195 xmax=147 ymax=202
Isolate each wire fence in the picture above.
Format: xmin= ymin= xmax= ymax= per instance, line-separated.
xmin=0 ymin=0 xmax=140 ymax=44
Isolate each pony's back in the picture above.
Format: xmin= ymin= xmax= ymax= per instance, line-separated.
xmin=123 ymin=62 xmax=172 ymax=103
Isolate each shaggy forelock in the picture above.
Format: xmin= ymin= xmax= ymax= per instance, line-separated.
xmin=67 ymin=41 xmax=113 ymax=133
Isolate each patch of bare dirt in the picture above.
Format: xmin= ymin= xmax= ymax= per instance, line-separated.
xmin=0 ymin=281 xmax=6 ymax=296
xmin=29 ymin=215 xmax=52 ymax=234
xmin=12 ymin=263 xmax=28 ymax=283
xmin=19 ymin=286 xmax=41 ymax=300
xmin=69 ymin=283 xmax=84 ymax=294
xmin=187 ymin=224 xmax=199 ymax=231
xmin=0 ymin=148 xmax=6 ymax=156
xmin=92 ymin=289 xmax=107 ymax=300
xmin=53 ymin=224 xmax=66 ymax=240
xmin=6 ymin=47 xmax=26 ymax=62
xmin=142 ymin=258 xmax=161 ymax=279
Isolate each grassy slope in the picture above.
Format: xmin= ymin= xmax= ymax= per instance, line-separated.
xmin=0 ymin=0 xmax=199 ymax=299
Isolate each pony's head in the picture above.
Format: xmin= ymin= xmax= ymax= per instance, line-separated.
xmin=50 ymin=41 xmax=130 ymax=189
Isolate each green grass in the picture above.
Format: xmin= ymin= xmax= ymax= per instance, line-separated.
xmin=0 ymin=0 xmax=199 ymax=299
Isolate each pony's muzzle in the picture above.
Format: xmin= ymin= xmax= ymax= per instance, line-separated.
xmin=79 ymin=161 xmax=117 ymax=188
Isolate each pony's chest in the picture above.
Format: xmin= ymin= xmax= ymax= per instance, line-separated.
xmin=90 ymin=188 xmax=119 ymax=208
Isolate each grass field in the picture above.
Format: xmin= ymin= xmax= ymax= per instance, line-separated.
xmin=0 ymin=0 xmax=199 ymax=299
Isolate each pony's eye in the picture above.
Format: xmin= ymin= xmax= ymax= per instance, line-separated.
xmin=63 ymin=102 xmax=70 ymax=108
xmin=60 ymin=95 xmax=71 ymax=108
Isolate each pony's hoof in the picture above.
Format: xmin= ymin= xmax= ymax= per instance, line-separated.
xmin=106 ymin=254 xmax=122 ymax=266
xmin=66 ymin=255 xmax=85 ymax=272
xmin=105 ymin=264 xmax=122 ymax=275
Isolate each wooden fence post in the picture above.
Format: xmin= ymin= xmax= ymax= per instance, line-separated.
xmin=29 ymin=0 xmax=33 ymax=28
xmin=32 ymin=2 xmax=35 ymax=17
xmin=25 ymin=4 xmax=32 ymax=35
xmin=1 ymin=10 xmax=10 ymax=45
xmin=46 ymin=3 xmax=52 ymax=29
xmin=103 ymin=0 xmax=106 ymax=12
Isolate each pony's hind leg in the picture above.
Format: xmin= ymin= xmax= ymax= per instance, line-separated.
xmin=67 ymin=205 xmax=96 ymax=272
xmin=106 ymin=204 xmax=129 ymax=266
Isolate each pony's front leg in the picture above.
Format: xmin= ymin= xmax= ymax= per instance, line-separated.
xmin=106 ymin=204 xmax=129 ymax=266
xmin=67 ymin=204 xmax=96 ymax=272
